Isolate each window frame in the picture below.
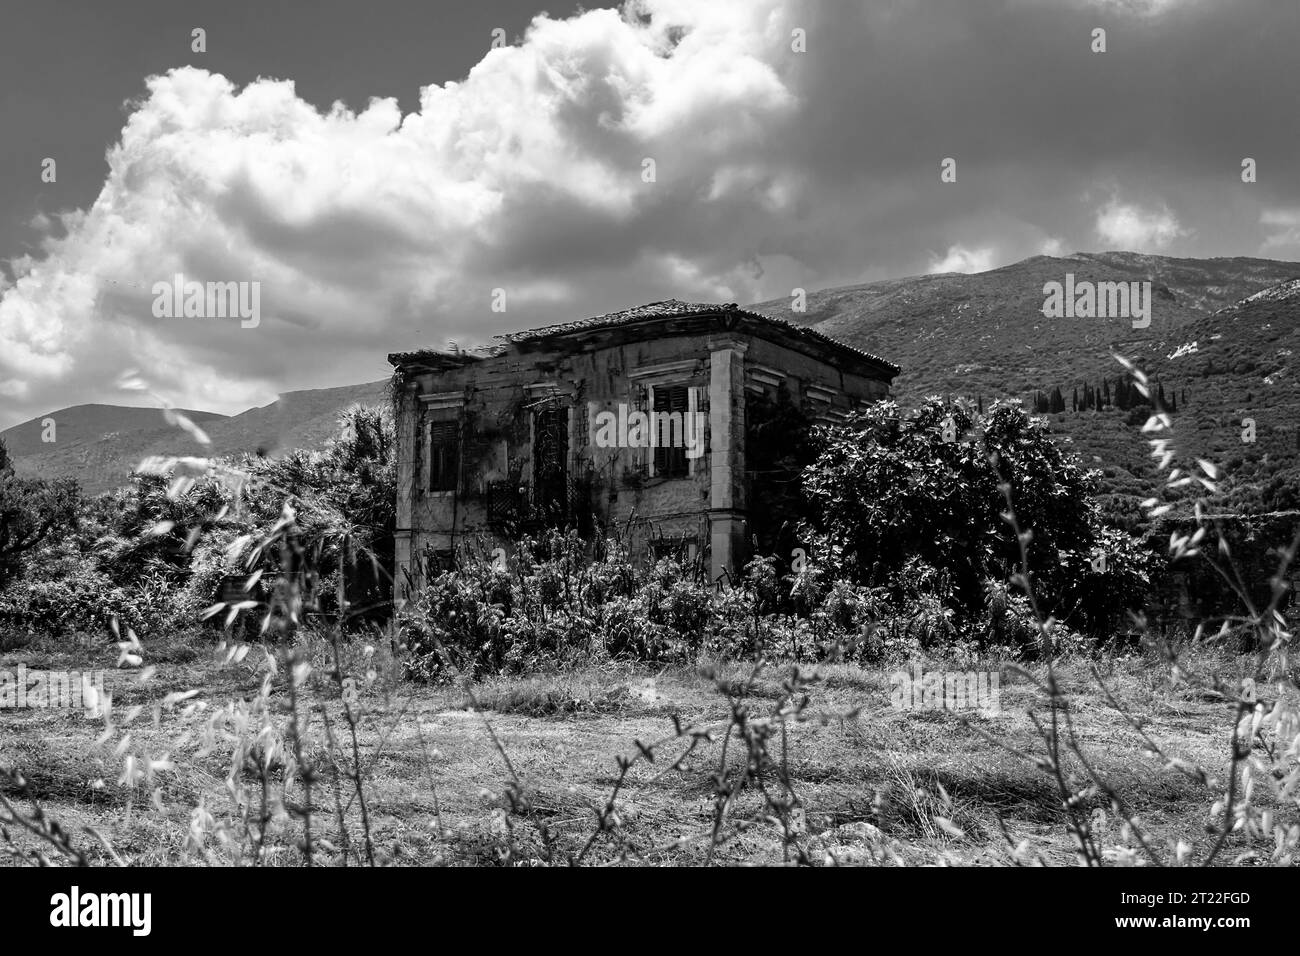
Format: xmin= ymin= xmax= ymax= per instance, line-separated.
xmin=646 ymin=381 xmax=703 ymax=479
xmin=426 ymin=417 xmax=461 ymax=494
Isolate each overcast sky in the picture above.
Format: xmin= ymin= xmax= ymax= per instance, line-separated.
xmin=1 ymin=0 xmax=1298 ymax=428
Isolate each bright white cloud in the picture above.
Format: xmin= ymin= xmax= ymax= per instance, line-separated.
xmin=1094 ymin=197 xmax=1188 ymax=252
xmin=0 ymin=0 xmax=801 ymax=422
xmin=928 ymin=244 xmax=997 ymax=275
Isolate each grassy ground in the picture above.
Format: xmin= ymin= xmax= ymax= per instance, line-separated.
xmin=0 ymin=629 xmax=1291 ymax=866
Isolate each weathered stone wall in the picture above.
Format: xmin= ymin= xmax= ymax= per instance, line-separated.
xmin=742 ymin=335 xmax=887 ymax=414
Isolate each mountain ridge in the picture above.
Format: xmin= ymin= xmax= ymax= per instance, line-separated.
xmin=2 ymin=380 xmax=390 ymax=495
xmin=7 ymin=251 xmax=1300 ymax=511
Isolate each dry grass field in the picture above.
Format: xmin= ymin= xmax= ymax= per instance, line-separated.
xmin=2 ymin=630 xmax=1286 ymax=867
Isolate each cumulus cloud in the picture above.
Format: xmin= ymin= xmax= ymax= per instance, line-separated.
xmin=0 ymin=0 xmax=1294 ymax=427
xmin=928 ymin=245 xmax=997 ymax=274
xmin=0 ymin=0 xmax=804 ymax=422
xmin=1094 ymin=197 xmax=1189 ymax=252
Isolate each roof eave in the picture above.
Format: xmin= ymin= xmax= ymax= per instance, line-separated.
xmin=386 ymin=351 xmax=485 ymax=371
xmin=503 ymin=309 xmax=899 ymax=378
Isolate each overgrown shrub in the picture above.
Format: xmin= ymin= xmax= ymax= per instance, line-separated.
xmin=802 ymin=397 xmax=1150 ymax=633
xmin=0 ymin=561 xmax=181 ymax=637
xmin=395 ymin=527 xmax=1060 ymax=679
xmin=0 ymin=442 xmax=81 ymax=590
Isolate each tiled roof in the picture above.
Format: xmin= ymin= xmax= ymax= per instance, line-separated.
xmin=498 ymin=299 xmax=899 ymax=373
xmin=498 ymin=299 xmax=727 ymax=341
xmin=389 ymin=300 xmax=898 ymax=375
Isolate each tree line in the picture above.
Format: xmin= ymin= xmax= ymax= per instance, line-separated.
xmin=1017 ymin=378 xmax=1186 ymax=415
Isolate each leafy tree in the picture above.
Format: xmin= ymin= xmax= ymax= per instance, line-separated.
xmin=801 ymin=398 xmax=1101 ymax=622
xmin=105 ymin=405 xmax=397 ymax=627
xmin=1114 ymin=377 xmax=1129 ymax=411
xmin=0 ymin=440 xmax=81 ymax=589
xmin=236 ymin=404 xmax=396 ymax=621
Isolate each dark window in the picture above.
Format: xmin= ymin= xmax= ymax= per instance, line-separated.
xmin=419 ymin=547 xmax=456 ymax=580
xmin=650 ymin=537 xmax=695 ymax=563
xmin=428 ymin=420 xmax=460 ymax=492
xmin=653 ymin=384 xmax=690 ymax=479
xmin=533 ymin=405 xmax=569 ymax=519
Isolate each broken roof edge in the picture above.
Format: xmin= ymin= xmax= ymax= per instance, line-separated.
xmin=389 ymin=299 xmax=899 ymax=378
xmin=496 ymin=300 xmax=899 ymax=377
xmin=386 ymin=344 xmax=504 ymax=369
xmin=747 ymin=312 xmax=900 ymax=378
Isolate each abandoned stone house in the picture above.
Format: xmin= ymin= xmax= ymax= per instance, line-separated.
xmin=387 ymin=300 xmax=898 ymax=596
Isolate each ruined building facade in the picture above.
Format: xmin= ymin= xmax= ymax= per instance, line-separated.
xmin=388 ymin=300 xmax=897 ymax=596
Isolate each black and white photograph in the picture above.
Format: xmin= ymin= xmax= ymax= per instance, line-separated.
xmin=0 ymin=0 xmax=1296 ymax=933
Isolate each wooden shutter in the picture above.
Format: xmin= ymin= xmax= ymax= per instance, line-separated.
xmin=653 ymin=384 xmax=689 ymax=478
xmin=428 ymin=420 xmax=460 ymax=492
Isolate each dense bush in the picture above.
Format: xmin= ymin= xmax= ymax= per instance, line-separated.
xmin=0 ymin=440 xmax=81 ymax=590
xmin=397 ymin=531 xmax=715 ymax=680
xmin=394 ymin=527 xmax=1068 ymax=682
xmin=0 ymin=563 xmax=181 ymax=638
xmin=0 ymin=405 xmax=395 ymax=642
xmin=801 ymin=397 xmax=1155 ymax=634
